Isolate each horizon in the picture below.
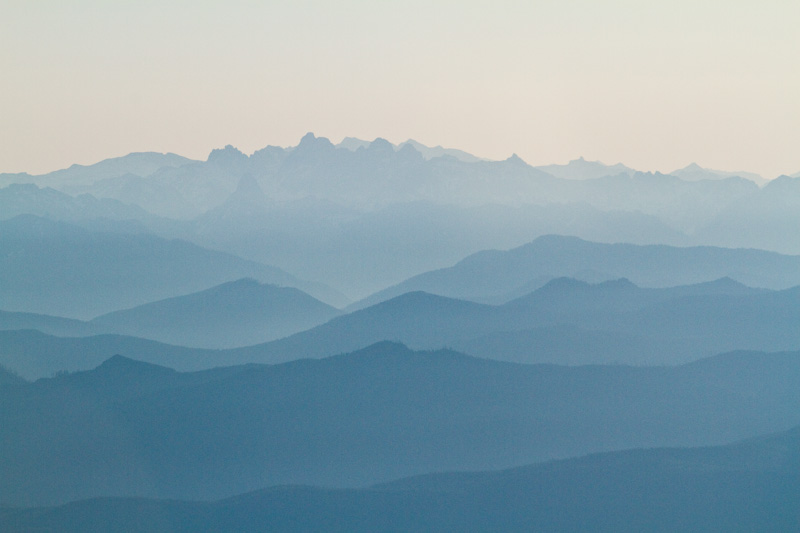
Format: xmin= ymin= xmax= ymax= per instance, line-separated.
xmin=1 ymin=132 xmax=792 ymax=180
xmin=2 ymin=1 xmax=798 ymax=178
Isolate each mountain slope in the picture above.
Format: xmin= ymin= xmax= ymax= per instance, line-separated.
xmin=355 ymin=234 xmax=800 ymax=307
xmin=5 ymin=464 xmax=798 ymax=533
xmin=3 ymin=344 xmax=800 ymax=506
xmin=255 ymin=277 xmax=798 ymax=366
xmin=0 ymin=310 xmax=93 ymax=338
xmin=0 ymin=183 xmax=157 ymax=223
xmin=0 ymin=152 xmax=196 ymax=190
xmin=695 ymin=175 xmax=800 ymax=254
xmin=231 ymin=291 xmax=496 ymax=364
xmin=336 ymin=137 xmax=484 ymax=162
xmin=536 ymin=156 xmax=637 ymax=180
xmin=670 ymin=162 xmax=765 ymax=185
xmin=3 ymin=276 xmax=798 ymax=379
xmin=0 ymin=364 xmax=25 ymax=386
xmin=5 ymin=426 xmax=798 ymax=531
xmin=190 ymin=195 xmax=688 ymax=301
xmin=90 ymin=279 xmax=341 ymax=348
xmin=0 ymin=330 xmax=235 ymax=381
xmin=0 ymin=215 xmax=345 ymax=318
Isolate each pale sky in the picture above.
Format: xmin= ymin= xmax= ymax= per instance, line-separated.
xmin=2 ymin=0 xmax=799 ymax=178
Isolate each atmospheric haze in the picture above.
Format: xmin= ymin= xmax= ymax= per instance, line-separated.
xmin=1 ymin=0 xmax=799 ymax=178
xmin=2 ymin=2 xmax=800 ymax=531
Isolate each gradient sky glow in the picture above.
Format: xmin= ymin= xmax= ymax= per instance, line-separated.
xmin=2 ymin=0 xmax=799 ymax=178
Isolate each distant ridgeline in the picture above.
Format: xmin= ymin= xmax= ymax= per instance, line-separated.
xmin=2 ymin=343 xmax=800 ymax=512
xmin=3 ymin=229 xmax=800 ymax=379
xmin=4 ymin=424 xmax=798 ymax=531
xmin=1 ymin=134 xmax=799 ymax=298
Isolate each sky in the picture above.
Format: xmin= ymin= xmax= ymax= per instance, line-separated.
xmin=2 ymin=0 xmax=799 ymax=178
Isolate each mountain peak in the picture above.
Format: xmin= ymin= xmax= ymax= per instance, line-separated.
xmin=352 ymin=340 xmax=412 ymax=357
xmin=396 ymin=139 xmax=483 ymax=162
xmin=397 ymin=142 xmax=423 ymax=159
xmin=597 ymin=278 xmax=637 ymax=290
xmin=685 ymin=277 xmax=755 ymax=295
xmin=93 ymin=354 xmax=176 ymax=378
xmin=337 ymin=137 xmax=371 ymax=151
xmin=533 ymin=276 xmax=638 ymax=296
xmin=99 ymin=354 xmax=139 ymax=367
xmin=207 ymin=144 xmax=248 ymax=165
xmin=217 ymin=277 xmax=261 ymax=290
xmin=368 ymin=138 xmax=394 ymax=152
xmin=292 ymin=132 xmax=335 ymax=155
xmin=537 ymin=158 xmax=635 ymax=180
xmin=670 ymin=163 xmax=764 ymax=184
xmin=537 ymin=277 xmax=592 ymax=292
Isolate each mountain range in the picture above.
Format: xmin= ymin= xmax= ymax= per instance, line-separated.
xmin=0 ymin=152 xmax=196 ymax=191
xmin=3 ymin=135 xmax=800 ymax=530
xmin=0 ymin=215 xmax=347 ymax=318
xmin=90 ymin=278 xmax=341 ymax=349
xmin=670 ymin=161 xmax=767 ymax=184
xmin=231 ymin=277 xmax=800 ymax=367
xmin=4 ymin=273 xmax=800 ymax=379
xmin=3 ymin=343 xmax=800 ymax=508
xmin=4 ymin=135 xmax=800 ymax=298
xmin=356 ymin=234 xmax=800 ymax=307
xmin=337 ymin=137 xmax=485 ymax=163
xmin=535 ymin=156 xmax=637 ymax=180
xmin=6 ymin=424 xmax=796 ymax=532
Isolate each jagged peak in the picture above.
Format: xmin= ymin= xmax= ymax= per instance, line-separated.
xmin=397 ymin=142 xmax=424 ymax=160
xmin=293 ymin=132 xmax=335 ymax=153
xmin=336 ymin=137 xmax=371 ymax=151
xmin=207 ymin=144 xmax=248 ymax=164
xmin=506 ymin=153 xmax=527 ymax=165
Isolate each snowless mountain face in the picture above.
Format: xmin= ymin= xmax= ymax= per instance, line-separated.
xmin=336 ymin=137 xmax=484 ymax=162
xmin=7 ymin=422 xmax=798 ymax=533
xmin=669 ymin=162 xmax=766 ymax=185
xmin=90 ymin=278 xmax=342 ymax=349
xmin=535 ymin=156 xmax=637 ymax=180
xmin=3 ymin=343 xmax=800 ymax=507
xmin=0 ymin=183 xmax=155 ymax=223
xmin=356 ymin=234 xmax=800 ymax=308
xmin=394 ymin=139 xmax=485 ymax=162
xmin=0 ymin=215 xmax=347 ymax=319
xmin=5 ymin=274 xmax=799 ymax=380
xmin=0 ymin=152 xmax=197 ymax=191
